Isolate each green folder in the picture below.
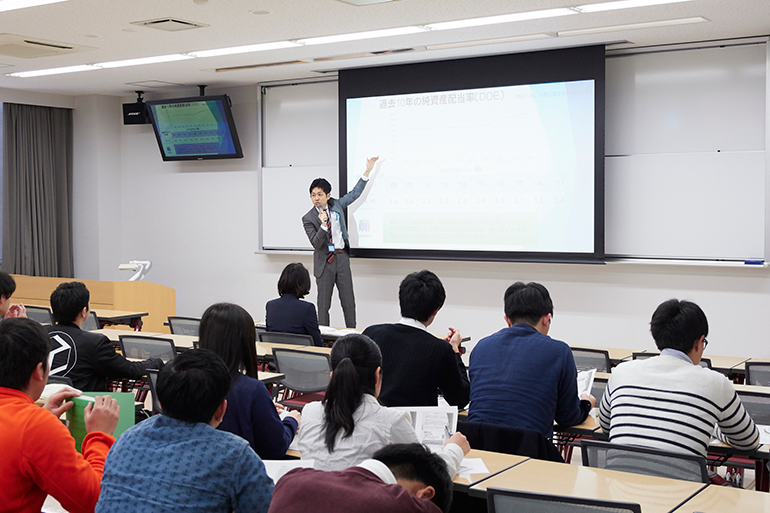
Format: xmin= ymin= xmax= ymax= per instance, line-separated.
xmin=66 ymin=392 xmax=135 ymax=452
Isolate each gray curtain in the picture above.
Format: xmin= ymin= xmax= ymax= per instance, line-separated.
xmin=2 ymin=102 xmax=73 ymax=277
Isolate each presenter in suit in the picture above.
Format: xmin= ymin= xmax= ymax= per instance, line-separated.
xmin=302 ymin=156 xmax=378 ymax=328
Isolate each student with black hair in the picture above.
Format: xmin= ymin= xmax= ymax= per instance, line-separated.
xmin=301 ymin=156 xmax=378 ymax=328
xmin=0 ymin=271 xmax=26 ymax=318
xmin=363 ymin=270 xmax=469 ymax=407
xmin=96 ymin=349 xmax=274 ymax=513
xmin=199 ymin=302 xmax=301 ymax=458
xmin=469 ymin=281 xmax=595 ymax=438
xmin=600 ymin=299 xmax=759 ymax=457
xmin=0 ymin=317 xmax=119 ymax=513
xmin=296 ymin=333 xmax=469 ymax=476
xmin=47 ymin=281 xmax=162 ymax=391
xmin=265 ymin=263 xmax=323 ymax=346
xmin=269 ymin=443 xmax=453 ymax=513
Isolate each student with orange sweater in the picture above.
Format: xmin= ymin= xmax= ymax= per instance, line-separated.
xmin=0 ymin=317 xmax=120 ymax=513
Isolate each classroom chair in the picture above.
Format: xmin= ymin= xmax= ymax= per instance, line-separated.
xmin=272 ymin=348 xmax=331 ymax=410
xmin=258 ymin=331 xmax=314 ymax=346
xmin=590 ymin=378 xmax=608 ymax=405
xmin=580 ymin=439 xmax=709 ymax=483
xmin=25 ymin=305 xmax=54 ymax=326
xmin=457 ymin=419 xmax=563 ymax=462
xmin=145 ymin=368 xmax=162 ymax=415
xmin=632 ymin=352 xmax=711 ymax=369
xmin=82 ymin=311 xmax=99 ymax=331
xmin=486 ymin=488 xmax=642 ymax=513
xmin=119 ymin=335 xmax=177 ymax=363
xmin=745 ymin=362 xmax=770 ymax=386
xmin=570 ymin=348 xmax=611 ymax=373
xmin=168 ymin=316 xmax=200 ymax=336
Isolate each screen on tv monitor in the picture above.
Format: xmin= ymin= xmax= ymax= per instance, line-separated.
xmin=146 ymin=95 xmax=243 ymax=161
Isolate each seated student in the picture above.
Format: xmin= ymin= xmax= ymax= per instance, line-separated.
xmin=96 ymin=349 xmax=274 ymax=513
xmin=0 ymin=317 xmax=119 ymax=513
xmin=600 ymin=299 xmax=760 ymax=457
xmin=297 ymin=333 xmax=469 ymax=475
xmin=47 ymin=281 xmax=162 ymax=391
xmin=363 ymin=270 xmax=469 ymax=407
xmin=269 ymin=443 xmax=453 ymax=513
xmin=0 ymin=271 xmax=26 ymax=318
xmin=469 ymin=282 xmax=595 ymax=438
xmin=265 ymin=262 xmax=324 ymax=346
xmin=199 ymin=302 xmax=301 ymax=459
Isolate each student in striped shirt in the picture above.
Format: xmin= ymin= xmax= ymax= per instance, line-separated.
xmin=599 ymin=299 xmax=759 ymax=458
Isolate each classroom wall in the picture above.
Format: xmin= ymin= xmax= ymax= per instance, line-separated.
xmin=68 ymin=68 xmax=770 ymax=359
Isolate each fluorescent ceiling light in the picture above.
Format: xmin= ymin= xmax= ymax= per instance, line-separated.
xmin=95 ymin=54 xmax=193 ymax=69
xmin=189 ymin=41 xmax=300 ymax=58
xmin=0 ymin=0 xmax=67 ymax=13
xmin=424 ymin=8 xmax=577 ymax=31
xmin=558 ymin=16 xmax=707 ymax=36
xmin=297 ymin=26 xmax=425 ymax=45
xmin=427 ymin=34 xmax=551 ymax=51
xmin=575 ymin=0 xmax=693 ymax=13
xmin=7 ymin=64 xmax=98 ymax=78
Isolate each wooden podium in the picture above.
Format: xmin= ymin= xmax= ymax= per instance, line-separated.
xmin=11 ymin=275 xmax=175 ymax=333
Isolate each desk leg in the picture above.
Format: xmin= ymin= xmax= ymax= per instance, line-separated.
xmin=756 ymin=460 xmax=769 ymax=492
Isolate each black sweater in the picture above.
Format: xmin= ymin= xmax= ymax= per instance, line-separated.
xmin=362 ymin=323 xmax=470 ymax=408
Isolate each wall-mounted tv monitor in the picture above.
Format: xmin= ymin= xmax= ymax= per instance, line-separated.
xmin=339 ymin=45 xmax=605 ymax=264
xmin=146 ymin=94 xmax=243 ymax=161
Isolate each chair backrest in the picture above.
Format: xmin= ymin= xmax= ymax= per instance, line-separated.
xmin=580 ymin=440 xmax=709 ymax=483
xmin=272 ymin=348 xmax=331 ymax=394
xmin=47 ymin=375 xmax=74 ymax=386
xmin=633 ymin=352 xmax=711 ymax=368
xmin=591 ymin=377 xmax=608 ymax=405
xmin=25 ymin=305 xmax=53 ymax=326
xmin=745 ymin=362 xmax=770 ymax=386
xmin=82 ymin=311 xmax=99 ymax=331
xmin=571 ymin=347 xmax=611 ymax=373
xmin=145 ymin=368 xmax=162 ymax=414
xmin=457 ymin=420 xmax=563 ymax=462
xmin=258 ymin=331 xmax=313 ymax=346
xmin=168 ymin=316 xmax=200 ymax=336
xmin=119 ymin=335 xmax=176 ymax=363
xmin=487 ymin=488 xmax=642 ymax=513
xmin=736 ymin=390 xmax=770 ymax=425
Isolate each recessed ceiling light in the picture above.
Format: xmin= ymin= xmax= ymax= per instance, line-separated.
xmin=424 ymin=8 xmax=577 ymax=31
xmin=297 ymin=26 xmax=425 ymax=45
xmin=188 ymin=41 xmax=300 ymax=58
xmin=95 ymin=54 xmax=194 ymax=69
xmin=574 ymin=0 xmax=694 ymax=13
xmin=0 ymin=0 xmax=68 ymax=13
xmin=558 ymin=16 xmax=707 ymax=36
xmin=426 ymin=34 xmax=551 ymax=51
xmin=250 ymin=10 xmax=271 ymax=15
xmin=7 ymin=64 xmax=99 ymax=78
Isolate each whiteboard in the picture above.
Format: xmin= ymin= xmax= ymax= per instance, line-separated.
xmin=261 ymin=166 xmax=338 ymax=250
xmin=260 ymin=43 xmax=767 ymax=260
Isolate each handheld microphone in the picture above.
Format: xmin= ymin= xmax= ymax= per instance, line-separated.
xmin=315 ymin=204 xmax=323 ymax=213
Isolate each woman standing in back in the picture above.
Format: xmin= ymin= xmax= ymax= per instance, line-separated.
xmin=199 ymin=302 xmax=300 ymax=459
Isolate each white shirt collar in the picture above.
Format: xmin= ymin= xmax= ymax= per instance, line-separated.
xmin=398 ymin=317 xmax=428 ymax=331
xmin=357 ymin=459 xmax=397 ymax=484
xmin=661 ymin=348 xmax=693 ymax=364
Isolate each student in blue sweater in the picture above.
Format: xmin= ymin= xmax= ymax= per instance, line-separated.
xmin=199 ymin=302 xmax=300 ymax=459
xmin=469 ymin=282 xmax=595 ymax=438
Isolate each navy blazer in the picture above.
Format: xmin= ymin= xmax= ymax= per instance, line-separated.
xmin=265 ymin=294 xmax=324 ymax=346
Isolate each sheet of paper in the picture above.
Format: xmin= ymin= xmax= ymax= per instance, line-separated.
xmin=262 ymin=459 xmax=315 ymax=483
xmin=391 ymin=405 xmax=458 ymax=453
xmin=319 ymin=326 xmax=360 ymax=337
xmin=458 ymin=458 xmax=489 ymax=475
xmin=577 ymin=369 xmax=596 ymax=397
xmin=758 ymin=425 xmax=770 ymax=445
